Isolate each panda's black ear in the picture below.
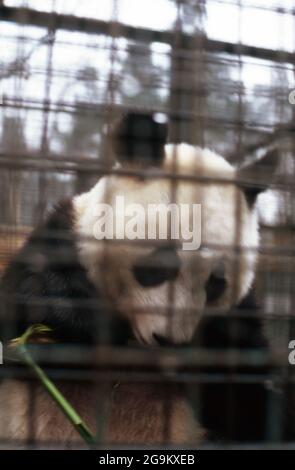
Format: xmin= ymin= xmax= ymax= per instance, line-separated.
xmin=237 ymin=145 xmax=279 ymax=206
xmin=112 ymin=112 xmax=168 ymax=167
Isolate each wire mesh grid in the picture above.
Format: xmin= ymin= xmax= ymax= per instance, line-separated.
xmin=0 ymin=0 xmax=294 ymax=449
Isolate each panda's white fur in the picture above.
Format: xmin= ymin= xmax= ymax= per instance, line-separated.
xmin=0 ymin=142 xmax=268 ymax=447
xmin=74 ymin=144 xmax=259 ymax=345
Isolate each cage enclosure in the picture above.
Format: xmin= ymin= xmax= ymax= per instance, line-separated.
xmin=0 ymin=0 xmax=295 ymax=449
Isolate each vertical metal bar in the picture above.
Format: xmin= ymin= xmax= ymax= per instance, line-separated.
xmin=227 ymin=0 xmax=245 ymax=441
xmin=95 ymin=0 xmax=120 ymax=447
xmin=37 ymin=3 xmax=56 ymax=223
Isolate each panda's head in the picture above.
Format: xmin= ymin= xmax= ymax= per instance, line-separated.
xmin=74 ymin=113 xmax=277 ymax=346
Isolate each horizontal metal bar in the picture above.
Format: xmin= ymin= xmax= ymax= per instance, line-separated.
xmin=1 ymin=343 xmax=280 ymax=369
xmin=0 ymin=97 xmax=279 ymax=136
xmin=0 ymin=150 xmax=292 ymax=192
xmin=0 ymin=5 xmax=294 ymax=64
xmin=0 ymin=366 xmax=283 ymax=385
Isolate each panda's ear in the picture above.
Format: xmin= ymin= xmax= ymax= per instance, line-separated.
xmin=111 ymin=112 xmax=168 ymax=167
xmin=237 ymin=145 xmax=279 ymax=206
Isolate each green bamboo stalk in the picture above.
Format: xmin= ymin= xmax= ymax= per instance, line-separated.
xmin=12 ymin=325 xmax=96 ymax=446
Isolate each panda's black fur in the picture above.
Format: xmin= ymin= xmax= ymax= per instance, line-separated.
xmin=0 ymin=199 xmax=131 ymax=346
xmin=196 ymin=290 xmax=270 ymax=442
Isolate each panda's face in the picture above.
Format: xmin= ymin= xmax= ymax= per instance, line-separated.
xmin=74 ymin=145 xmax=259 ymax=346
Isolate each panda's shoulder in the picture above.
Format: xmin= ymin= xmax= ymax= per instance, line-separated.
xmin=164 ymin=144 xmax=235 ymax=178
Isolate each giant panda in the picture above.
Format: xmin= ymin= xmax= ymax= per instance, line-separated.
xmin=0 ymin=112 xmax=278 ymax=447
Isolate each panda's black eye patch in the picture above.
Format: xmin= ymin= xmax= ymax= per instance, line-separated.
xmin=133 ymin=247 xmax=180 ymax=288
xmin=205 ymin=269 xmax=227 ymax=303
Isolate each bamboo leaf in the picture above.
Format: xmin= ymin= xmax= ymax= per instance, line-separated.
xmin=11 ymin=324 xmax=96 ymax=447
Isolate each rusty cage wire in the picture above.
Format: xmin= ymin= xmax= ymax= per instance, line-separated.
xmin=0 ymin=0 xmax=295 ymax=449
